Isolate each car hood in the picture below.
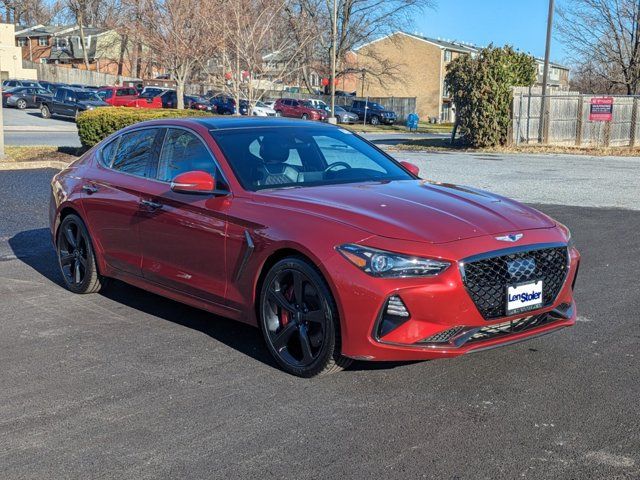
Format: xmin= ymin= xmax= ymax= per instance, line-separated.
xmin=259 ymin=180 xmax=556 ymax=244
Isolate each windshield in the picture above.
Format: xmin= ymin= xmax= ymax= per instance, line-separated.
xmin=369 ymin=102 xmax=385 ymax=110
xmin=210 ymin=126 xmax=412 ymax=191
xmin=77 ymin=91 xmax=102 ymax=101
xmin=301 ymin=101 xmax=314 ymax=108
xmin=255 ymin=101 xmax=267 ymax=107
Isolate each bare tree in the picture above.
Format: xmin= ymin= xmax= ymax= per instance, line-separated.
xmin=137 ymin=0 xmax=221 ymax=109
xmin=219 ymin=0 xmax=316 ymax=113
xmin=0 ymin=0 xmax=63 ymax=25
xmin=287 ymin=0 xmax=435 ymax=91
xmin=557 ymin=0 xmax=640 ymax=94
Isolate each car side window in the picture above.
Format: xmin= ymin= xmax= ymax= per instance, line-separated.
xmin=55 ymin=89 xmax=65 ymax=101
xmin=111 ymin=128 xmax=160 ymax=177
xmin=157 ymin=128 xmax=218 ymax=182
xmin=99 ymin=137 xmax=120 ymax=167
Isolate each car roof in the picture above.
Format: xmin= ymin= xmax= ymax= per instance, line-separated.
xmin=127 ymin=117 xmax=337 ymax=131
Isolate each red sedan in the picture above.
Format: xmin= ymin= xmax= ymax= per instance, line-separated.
xmin=274 ymin=98 xmax=328 ymax=121
xmin=49 ymin=118 xmax=579 ymax=377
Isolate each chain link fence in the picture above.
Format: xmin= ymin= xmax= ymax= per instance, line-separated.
xmin=512 ymin=90 xmax=640 ymax=147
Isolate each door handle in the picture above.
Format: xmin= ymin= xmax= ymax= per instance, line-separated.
xmin=82 ymin=184 xmax=98 ymax=194
xmin=140 ymin=199 xmax=162 ymax=210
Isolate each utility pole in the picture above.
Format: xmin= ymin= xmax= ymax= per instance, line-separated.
xmin=329 ymin=0 xmax=337 ymax=124
xmin=538 ymin=0 xmax=554 ymax=143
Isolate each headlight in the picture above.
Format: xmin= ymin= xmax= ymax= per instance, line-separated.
xmin=337 ymin=244 xmax=451 ymax=278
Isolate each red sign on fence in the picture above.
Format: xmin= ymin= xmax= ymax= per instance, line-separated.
xmin=589 ymin=97 xmax=614 ymax=121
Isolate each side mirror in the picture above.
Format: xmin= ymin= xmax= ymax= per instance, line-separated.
xmin=400 ymin=161 xmax=420 ymax=177
xmin=171 ymin=170 xmax=218 ymax=195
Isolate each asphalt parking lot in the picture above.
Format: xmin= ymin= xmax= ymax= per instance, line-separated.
xmin=1 ymin=163 xmax=639 ymax=479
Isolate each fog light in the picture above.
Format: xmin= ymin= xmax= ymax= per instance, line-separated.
xmin=386 ymin=295 xmax=409 ymax=317
xmin=376 ymin=295 xmax=411 ymax=339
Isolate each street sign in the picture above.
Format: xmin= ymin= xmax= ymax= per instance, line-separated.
xmin=589 ymin=97 xmax=614 ymax=121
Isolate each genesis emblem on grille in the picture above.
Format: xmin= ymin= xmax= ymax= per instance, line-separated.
xmin=495 ymin=233 xmax=523 ymax=242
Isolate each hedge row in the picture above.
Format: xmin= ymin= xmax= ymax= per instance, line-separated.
xmin=76 ymin=107 xmax=214 ymax=148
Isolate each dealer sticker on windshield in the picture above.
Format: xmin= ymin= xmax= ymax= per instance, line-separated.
xmin=506 ymin=281 xmax=543 ymax=315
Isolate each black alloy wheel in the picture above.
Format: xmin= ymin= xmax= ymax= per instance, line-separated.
xmin=57 ymin=214 xmax=106 ymax=294
xmin=260 ymin=257 xmax=351 ymax=377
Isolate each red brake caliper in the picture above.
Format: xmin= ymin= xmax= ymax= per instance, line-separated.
xmin=279 ymin=286 xmax=295 ymax=326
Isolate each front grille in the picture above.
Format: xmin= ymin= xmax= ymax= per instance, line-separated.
xmin=461 ymin=246 xmax=569 ymax=319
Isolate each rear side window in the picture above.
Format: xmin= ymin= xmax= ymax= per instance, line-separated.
xmin=116 ymin=88 xmax=137 ymax=96
xmin=111 ymin=129 xmax=160 ymax=177
xmin=157 ymin=129 xmax=217 ymax=182
xmin=99 ymin=137 xmax=119 ymax=167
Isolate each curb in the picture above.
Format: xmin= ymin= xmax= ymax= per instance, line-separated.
xmin=4 ymin=126 xmax=78 ymax=132
xmin=0 ymin=160 xmax=70 ymax=170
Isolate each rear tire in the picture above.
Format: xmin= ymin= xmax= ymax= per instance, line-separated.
xmin=56 ymin=214 xmax=107 ymax=294
xmin=16 ymin=99 xmax=27 ymax=109
xmin=275 ymin=110 xmax=282 ymax=117
xmin=301 ymin=113 xmax=308 ymax=120
xmin=259 ymin=257 xmax=352 ymax=377
xmin=41 ymin=105 xmax=51 ymax=119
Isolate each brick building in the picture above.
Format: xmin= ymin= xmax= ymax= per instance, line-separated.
xmin=352 ymin=31 xmax=570 ymax=122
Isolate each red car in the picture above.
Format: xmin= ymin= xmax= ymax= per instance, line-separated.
xmin=274 ymin=98 xmax=328 ymax=121
xmin=96 ymin=86 xmax=140 ymax=106
xmin=49 ymin=118 xmax=579 ymax=377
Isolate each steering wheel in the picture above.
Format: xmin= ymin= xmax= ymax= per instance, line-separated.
xmin=324 ymin=162 xmax=352 ymax=174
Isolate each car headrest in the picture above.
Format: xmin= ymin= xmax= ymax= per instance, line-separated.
xmin=260 ymin=137 xmax=290 ymax=164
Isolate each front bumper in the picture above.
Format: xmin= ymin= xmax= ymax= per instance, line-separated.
xmin=325 ymin=230 xmax=580 ymax=361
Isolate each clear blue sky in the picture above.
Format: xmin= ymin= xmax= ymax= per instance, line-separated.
xmin=414 ymin=0 xmax=568 ymax=64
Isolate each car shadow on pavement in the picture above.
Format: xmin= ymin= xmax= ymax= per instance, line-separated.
xmin=9 ymin=228 xmax=415 ymax=373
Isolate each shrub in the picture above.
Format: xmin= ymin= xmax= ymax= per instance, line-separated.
xmin=445 ymin=46 xmax=537 ymax=147
xmin=76 ymin=107 xmax=214 ymax=148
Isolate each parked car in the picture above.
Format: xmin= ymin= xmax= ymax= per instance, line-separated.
xmin=210 ymin=95 xmax=248 ymax=115
xmin=38 ymin=80 xmax=66 ymax=94
xmin=251 ymin=101 xmax=277 ymax=116
xmin=3 ymin=86 xmax=51 ymax=109
xmin=125 ymin=95 xmax=163 ymax=109
xmin=2 ymin=79 xmax=41 ymax=89
xmin=49 ymin=117 xmax=579 ymax=377
xmin=185 ymin=95 xmax=213 ymax=111
xmin=333 ymin=105 xmax=359 ymax=124
xmin=306 ymin=98 xmax=329 ymax=111
xmin=96 ymin=86 xmax=140 ymax=106
xmin=346 ymin=100 xmax=397 ymax=125
xmin=40 ymin=87 xmax=109 ymax=120
xmin=274 ymin=98 xmax=328 ymax=121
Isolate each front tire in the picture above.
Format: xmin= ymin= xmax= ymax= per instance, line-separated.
xmin=370 ymin=115 xmax=380 ymax=126
xmin=56 ymin=214 xmax=107 ymax=294
xmin=259 ymin=257 xmax=352 ymax=377
xmin=41 ymin=105 xmax=51 ymax=118
xmin=301 ymin=113 xmax=308 ymax=120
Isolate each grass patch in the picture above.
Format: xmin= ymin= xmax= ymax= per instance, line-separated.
xmin=4 ymin=146 xmax=80 ymax=163
xmin=392 ymin=139 xmax=640 ymax=156
xmin=342 ymin=122 xmax=453 ymax=134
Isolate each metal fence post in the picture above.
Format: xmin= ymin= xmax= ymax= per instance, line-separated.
xmin=575 ymin=95 xmax=583 ymax=147
xmin=630 ymin=97 xmax=639 ymax=147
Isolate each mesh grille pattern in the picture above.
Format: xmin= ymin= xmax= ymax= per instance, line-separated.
xmin=419 ymin=326 xmax=464 ymax=344
xmin=468 ymin=313 xmax=556 ymax=342
xmin=462 ymin=246 xmax=568 ymax=319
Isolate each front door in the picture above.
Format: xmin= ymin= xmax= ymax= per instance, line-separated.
xmin=81 ymin=127 xmax=164 ymax=276
xmin=137 ymin=127 xmax=229 ymax=306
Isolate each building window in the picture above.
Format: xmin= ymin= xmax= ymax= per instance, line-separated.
xmin=444 ymin=50 xmax=452 ymax=62
xmin=550 ymin=67 xmax=560 ymax=81
xmin=17 ymin=38 xmax=27 ymax=47
xmin=38 ymin=37 xmax=48 ymax=46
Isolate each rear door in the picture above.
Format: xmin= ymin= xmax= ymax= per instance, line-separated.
xmin=137 ymin=127 xmax=229 ymax=305
xmin=81 ymin=127 xmax=164 ymax=276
